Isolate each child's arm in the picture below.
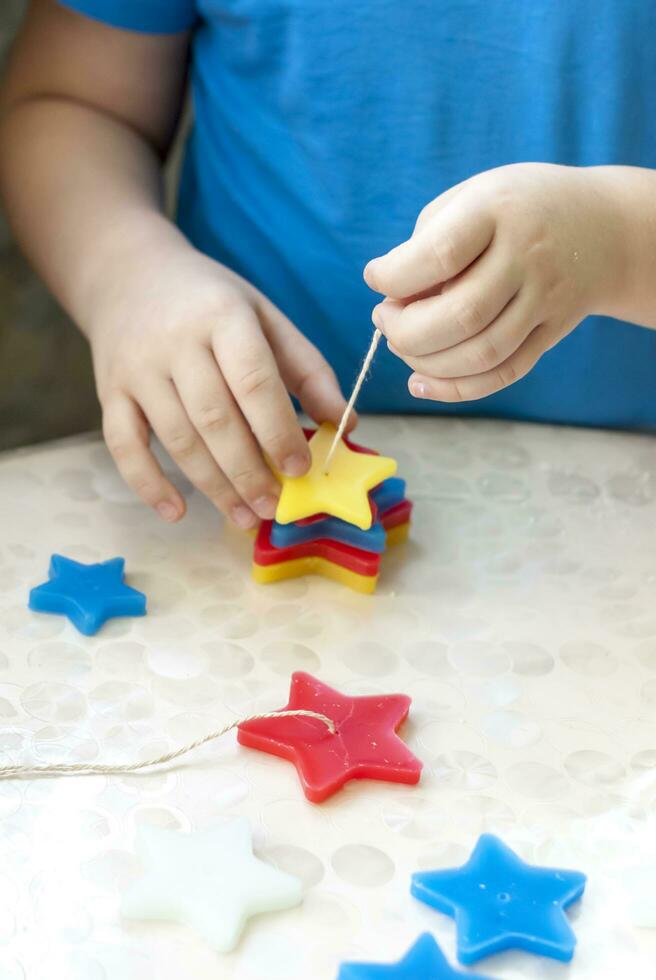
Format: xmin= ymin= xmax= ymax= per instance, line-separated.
xmin=0 ymin=0 xmax=347 ymax=527
xmin=364 ymin=163 xmax=656 ymax=403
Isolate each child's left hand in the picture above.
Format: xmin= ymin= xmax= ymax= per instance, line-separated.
xmin=364 ymin=163 xmax=624 ymax=401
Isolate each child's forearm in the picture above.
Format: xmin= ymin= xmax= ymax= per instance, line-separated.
xmin=0 ymin=3 xmax=349 ymax=529
xmin=594 ymin=166 xmax=656 ymax=330
xmin=0 ymin=94 xmax=187 ymax=334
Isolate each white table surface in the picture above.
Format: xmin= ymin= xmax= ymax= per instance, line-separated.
xmin=0 ymin=415 xmax=655 ymax=980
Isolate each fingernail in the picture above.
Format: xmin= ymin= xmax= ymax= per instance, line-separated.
xmin=410 ymin=380 xmax=428 ymax=398
xmin=231 ymin=504 xmax=257 ymax=529
xmin=387 ymin=339 xmax=400 ymax=356
xmin=253 ymin=495 xmax=278 ymax=519
xmin=156 ymin=500 xmax=179 ymax=522
xmin=282 ymin=453 xmax=310 ymax=477
xmin=364 ymin=260 xmax=380 ymax=289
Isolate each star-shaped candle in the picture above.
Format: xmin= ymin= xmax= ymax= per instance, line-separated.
xmin=370 ymin=476 xmax=407 ymax=514
xmin=253 ymin=519 xmax=383 ymax=594
xmin=252 ymin=425 xmax=412 ymax=593
xmin=411 ymin=834 xmax=587 ymax=964
xmin=121 ymin=818 xmax=303 ymax=952
xmin=270 ymin=504 xmax=388 ymax=553
xmin=29 ymin=554 xmax=146 ymax=636
xmin=238 ymin=671 xmax=423 ymax=803
xmin=275 ymin=423 xmax=397 ymax=529
xmin=338 ymin=934 xmax=493 ymax=979
xmin=381 ymin=498 xmax=413 ymax=546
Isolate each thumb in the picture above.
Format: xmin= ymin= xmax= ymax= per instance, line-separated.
xmin=257 ymin=295 xmax=357 ymax=433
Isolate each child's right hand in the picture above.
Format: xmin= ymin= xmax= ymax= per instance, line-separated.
xmin=89 ymin=242 xmax=348 ymax=528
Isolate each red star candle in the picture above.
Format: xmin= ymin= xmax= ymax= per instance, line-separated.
xmin=238 ymin=672 xmax=423 ymax=803
xmin=380 ymin=499 xmax=413 ymax=531
xmin=254 ymin=521 xmax=382 ymax=577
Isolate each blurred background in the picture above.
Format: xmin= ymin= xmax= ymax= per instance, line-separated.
xmin=0 ymin=0 xmax=101 ymax=452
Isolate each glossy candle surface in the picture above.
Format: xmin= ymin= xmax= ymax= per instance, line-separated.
xmin=274 ymin=423 xmax=397 ymax=529
xmin=29 ymin=554 xmax=146 ymax=636
xmin=238 ymin=671 xmax=422 ymax=803
xmin=338 ymin=934 xmax=493 ymax=979
xmin=255 ymin=521 xmax=382 ymax=576
xmin=411 ymin=834 xmax=587 ymax=964
xmin=121 ymin=819 xmax=303 ymax=953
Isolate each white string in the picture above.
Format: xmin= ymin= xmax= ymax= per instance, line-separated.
xmin=323 ymin=328 xmax=382 ymax=474
xmin=0 ymin=709 xmax=335 ymax=780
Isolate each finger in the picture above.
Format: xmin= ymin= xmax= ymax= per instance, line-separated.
xmin=141 ymin=379 xmax=258 ymax=529
xmin=172 ymin=346 xmax=282 ymax=519
xmin=257 ymin=295 xmax=353 ymax=431
xmin=373 ymin=245 xmax=521 ymax=357
xmin=412 ymin=176 xmax=475 ymax=234
xmin=408 ymin=321 xmax=555 ymax=402
xmin=212 ymin=300 xmax=311 ymax=476
xmin=397 ymin=286 xmax=539 ymax=379
xmin=364 ymin=179 xmax=474 ymax=296
xmin=364 ymin=196 xmax=495 ymax=299
xmin=102 ymin=392 xmax=186 ymax=522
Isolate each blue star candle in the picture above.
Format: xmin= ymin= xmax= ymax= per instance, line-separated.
xmin=411 ymin=834 xmax=586 ymax=964
xmin=337 ymin=934 xmax=492 ymax=979
xmin=29 ymin=555 xmax=146 ymax=636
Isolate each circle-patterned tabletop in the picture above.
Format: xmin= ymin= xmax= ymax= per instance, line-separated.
xmin=0 ymin=415 xmax=655 ymax=979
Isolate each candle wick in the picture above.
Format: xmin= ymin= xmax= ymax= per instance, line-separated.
xmin=0 ymin=708 xmax=336 ymax=780
xmin=323 ymin=328 xmax=382 ymax=475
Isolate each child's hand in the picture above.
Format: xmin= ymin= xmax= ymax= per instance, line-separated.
xmin=90 ymin=244 xmax=348 ymax=527
xmin=364 ymin=163 xmax=623 ymax=401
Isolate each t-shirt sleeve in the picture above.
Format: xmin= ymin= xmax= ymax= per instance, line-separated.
xmin=58 ymin=0 xmax=197 ymax=34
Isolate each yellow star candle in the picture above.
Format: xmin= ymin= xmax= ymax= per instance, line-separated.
xmin=274 ymin=423 xmax=397 ymax=530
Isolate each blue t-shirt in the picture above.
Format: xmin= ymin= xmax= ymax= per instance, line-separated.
xmin=61 ymin=0 xmax=656 ymax=429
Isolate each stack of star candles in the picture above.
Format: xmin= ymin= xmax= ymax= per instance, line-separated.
xmin=252 ymin=423 xmax=413 ymax=593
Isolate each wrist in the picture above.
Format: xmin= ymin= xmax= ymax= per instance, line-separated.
xmin=578 ymin=167 xmax=632 ymax=319
xmin=584 ymin=166 xmax=649 ymax=321
xmin=79 ymin=213 xmax=193 ymax=341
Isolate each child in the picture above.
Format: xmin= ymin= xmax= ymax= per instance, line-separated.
xmin=1 ymin=1 xmax=655 ymax=531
